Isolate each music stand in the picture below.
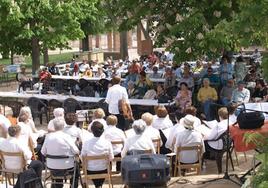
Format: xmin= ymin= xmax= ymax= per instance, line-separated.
xmin=201 ymin=103 xmax=242 ymax=186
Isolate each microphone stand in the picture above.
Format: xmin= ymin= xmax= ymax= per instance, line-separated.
xmin=201 ymin=103 xmax=242 ymax=186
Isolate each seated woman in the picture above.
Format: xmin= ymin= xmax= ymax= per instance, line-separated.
xmin=135 ymin=71 xmax=152 ymax=98
xmin=251 ymin=79 xmax=267 ymax=102
xmin=82 ymin=67 xmax=93 ymax=78
xmin=175 ymin=82 xmax=192 ymax=113
xmin=152 ymin=106 xmax=173 ymax=130
xmin=63 ymin=113 xmax=83 ymax=145
xmin=121 ymin=119 xmax=156 ymax=157
xmin=81 ymin=121 xmax=114 ymax=188
xmin=127 ymin=81 xmax=138 ymax=99
xmin=88 ymin=108 xmax=107 ymax=132
xmin=197 ymin=78 xmax=218 ymax=121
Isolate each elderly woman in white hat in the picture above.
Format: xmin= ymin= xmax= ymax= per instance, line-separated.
xmin=47 ymin=108 xmax=65 ymax=132
xmin=174 ymin=114 xmax=205 ymax=164
xmin=121 ymin=119 xmax=156 ymax=158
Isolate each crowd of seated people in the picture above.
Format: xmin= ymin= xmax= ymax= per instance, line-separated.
xmin=0 ymin=75 xmax=267 ymax=187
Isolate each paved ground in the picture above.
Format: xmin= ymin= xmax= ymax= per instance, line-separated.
xmin=0 ymin=82 xmax=255 ymax=188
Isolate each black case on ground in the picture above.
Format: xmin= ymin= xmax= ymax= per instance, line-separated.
xmin=121 ymin=154 xmax=170 ymax=187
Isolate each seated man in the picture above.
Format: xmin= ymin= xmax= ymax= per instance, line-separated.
xmin=121 ymin=120 xmax=156 ymax=158
xmin=81 ymin=121 xmax=114 ymax=188
xmin=0 ymin=126 xmax=43 ymax=187
xmin=202 ymin=67 xmax=220 ymax=87
xmin=174 ymin=115 xmax=204 ymax=164
xmin=197 ymin=78 xmax=218 ymax=121
xmin=47 ymin=108 xmax=65 ymax=133
xmin=231 ymin=81 xmax=250 ymax=115
xmin=17 ymin=65 xmax=33 ymax=92
xmin=41 ymin=119 xmax=80 ymax=188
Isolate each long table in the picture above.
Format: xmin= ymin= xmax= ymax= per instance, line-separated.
xmin=0 ymin=91 xmax=172 ymax=106
xmin=51 ymin=75 xmax=166 ymax=83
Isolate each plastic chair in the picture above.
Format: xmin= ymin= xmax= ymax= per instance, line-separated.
xmin=174 ymin=145 xmax=203 ymax=176
xmin=48 ymin=99 xmax=63 ymax=120
xmin=7 ymin=101 xmax=24 ymax=117
xmin=27 ymin=97 xmax=48 ymax=125
xmin=63 ymin=98 xmax=82 ymax=113
xmin=82 ymin=154 xmax=113 ymax=188
xmin=43 ymin=155 xmax=78 ymax=188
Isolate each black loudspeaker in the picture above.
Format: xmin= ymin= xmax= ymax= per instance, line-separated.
xmin=121 ymin=154 xmax=170 ymax=187
xmin=238 ymin=111 xmax=265 ymax=129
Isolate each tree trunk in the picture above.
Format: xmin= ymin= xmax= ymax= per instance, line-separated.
xmin=2 ymin=51 xmax=9 ymax=60
xmin=10 ymin=50 xmax=14 ymax=65
xmin=43 ymin=48 xmax=49 ymax=66
xmin=120 ymin=31 xmax=128 ymax=60
xmin=31 ymin=37 xmax=40 ymax=75
xmin=81 ymin=35 xmax=89 ymax=51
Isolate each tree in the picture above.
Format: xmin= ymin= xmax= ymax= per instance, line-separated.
xmin=0 ymin=0 xmax=98 ymax=73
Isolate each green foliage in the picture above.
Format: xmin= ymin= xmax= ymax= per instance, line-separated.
xmin=0 ymin=0 xmax=99 ymax=72
xmin=244 ymin=133 xmax=268 ymax=187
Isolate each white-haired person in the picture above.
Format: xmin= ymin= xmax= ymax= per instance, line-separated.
xmin=121 ymin=119 xmax=156 ymax=158
xmin=63 ymin=113 xmax=83 ymax=146
xmin=0 ymin=126 xmax=43 ymax=187
xmin=47 ymin=108 xmax=65 ymax=132
xmin=17 ymin=113 xmax=37 ymax=152
xmin=88 ymin=108 xmax=107 ymax=132
xmin=41 ymin=118 xmax=80 ymax=188
xmin=81 ymin=121 xmax=114 ymax=188
xmin=103 ymin=115 xmax=126 ymax=172
xmin=19 ymin=106 xmax=46 ymax=137
xmin=141 ymin=112 xmax=162 ymax=150
xmin=151 ymin=106 xmax=173 ymax=130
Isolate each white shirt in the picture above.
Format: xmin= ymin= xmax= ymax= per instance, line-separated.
xmin=0 ymin=114 xmax=11 ymax=136
xmin=41 ymin=131 xmax=79 ymax=169
xmin=81 ymin=129 xmax=94 ymax=144
xmin=152 ymin=116 xmax=173 ymax=130
xmin=205 ymin=119 xmax=228 ymax=150
xmin=121 ymin=134 xmax=156 ymax=158
xmin=229 ymin=114 xmax=237 ymax=125
xmin=18 ymin=122 xmax=37 ymax=148
xmin=175 ymin=129 xmax=204 ymax=163
xmin=88 ymin=119 xmax=108 ymax=132
xmin=0 ymin=137 xmax=32 ymax=170
xmin=47 ymin=117 xmax=65 ymax=132
xmin=79 ymin=63 xmax=90 ymax=72
xmin=144 ymin=126 xmax=162 ymax=148
xmin=105 ymin=84 xmax=129 ymax=114
xmin=81 ymin=137 xmax=114 ymax=171
xmin=104 ymin=125 xmax=126 ymax=155
xmin=165 ymin=123 xmax=185 ymax=149
xmin=63 ymin=125 xmax=83 ymax=143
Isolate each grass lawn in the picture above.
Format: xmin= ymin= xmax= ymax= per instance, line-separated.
xmin=0 ymin=52 xmax=75 ymax=68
